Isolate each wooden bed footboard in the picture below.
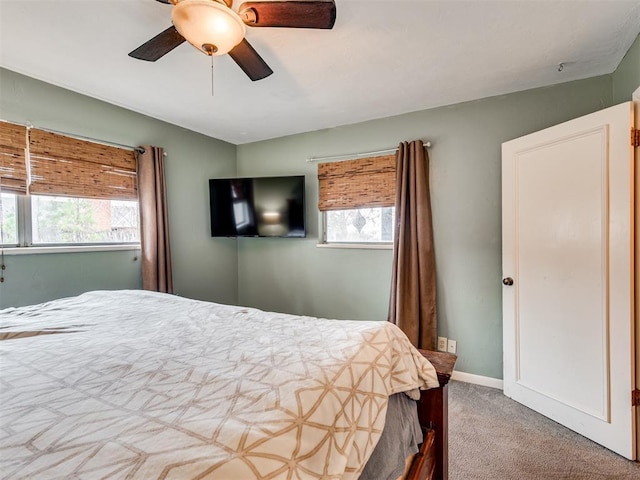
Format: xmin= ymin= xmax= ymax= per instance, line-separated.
xmin=406 ymin=350 xmax=457 ymax=480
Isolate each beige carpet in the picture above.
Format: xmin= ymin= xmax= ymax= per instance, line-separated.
xmin=448 ymin=381 xmax=640 ymax=479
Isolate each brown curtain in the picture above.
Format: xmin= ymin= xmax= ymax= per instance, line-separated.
xmin=136 ymin=146 xmax=173 ymax=293
xmin=388 ymin=140 xmax=436 ymax=350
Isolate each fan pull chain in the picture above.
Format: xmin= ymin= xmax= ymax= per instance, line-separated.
xmin=202 ymin=43 xmax=218 ymax=97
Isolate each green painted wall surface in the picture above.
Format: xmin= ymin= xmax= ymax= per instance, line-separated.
xmin=0 ymin=68 xmax=238 ymax=308
xmin=237 ymin=76 xmax=613 ymax=379
xmin=0 ymin=251 xmax=141 ymax=307
xmin=613 ymin=34 xmax=640 ymax=104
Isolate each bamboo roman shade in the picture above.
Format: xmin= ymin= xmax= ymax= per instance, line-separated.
xmin=0 ymin=122 xmax=28 ymax=194
xmin=317 ymin=154 xmax=396 ymax=211
xmin=0 ymin=121 xmax=137 ymax=200
xmin=29 ymin=129 xmax=137 ymax=200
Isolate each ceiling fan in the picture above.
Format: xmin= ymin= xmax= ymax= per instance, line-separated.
xmin=129 ymin=0 xmax=337 ymax=81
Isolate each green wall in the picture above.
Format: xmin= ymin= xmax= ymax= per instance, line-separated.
xmin=0 ymin=250 xmax=141 ymax=308
xmin=613 ymin=33 xmax=640 ymax=103
xmin=0 ymin=68 xmax=238 ymax=308
xmin=236 ymin=75 xmax=614 ymax=379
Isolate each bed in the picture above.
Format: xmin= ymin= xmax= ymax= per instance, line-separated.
xmin=0 ymin=290 xmax=455 ymax=479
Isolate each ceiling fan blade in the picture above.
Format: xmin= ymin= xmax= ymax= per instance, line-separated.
xmin=128 ymin=26 xmax=185 ymax=62
xmin=228 ymin=38 xmax=274 ymax=81
xmin=239 ymin=1 xmax=336 ymax=29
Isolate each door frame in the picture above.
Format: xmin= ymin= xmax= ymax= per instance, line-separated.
xmin=633 ymin=94 xmax=640 ymax=460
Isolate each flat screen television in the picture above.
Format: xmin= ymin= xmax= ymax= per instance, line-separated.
xmin=209 ymin=175 xmax=306 ymax=238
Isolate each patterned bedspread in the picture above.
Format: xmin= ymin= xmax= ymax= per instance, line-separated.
xmin=0 ymin=290 xmax=439 ymax=479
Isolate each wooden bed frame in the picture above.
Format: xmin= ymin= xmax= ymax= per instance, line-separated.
xmin=406 ymin=350 xmax=457 ymax=480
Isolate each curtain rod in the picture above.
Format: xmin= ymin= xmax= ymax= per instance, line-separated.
xmin=1 ymin=119 xmax=163 ymax=155
xmin=305 ymin=141 xmax=431 ymax=163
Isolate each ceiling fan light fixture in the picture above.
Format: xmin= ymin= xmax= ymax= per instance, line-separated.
xmin=171 ymin=0 xmax=246 ymax=56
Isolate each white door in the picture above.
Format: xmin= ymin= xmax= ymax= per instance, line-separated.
xmin=502 ymin=101 xmax=636 ymax=459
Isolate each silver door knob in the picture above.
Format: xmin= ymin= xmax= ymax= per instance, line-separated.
xmin=503 ymin=277 xmax=514 ymax=286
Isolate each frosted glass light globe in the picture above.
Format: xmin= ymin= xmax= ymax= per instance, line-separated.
xmin=172 ymin=0 xmax=246 ymax=56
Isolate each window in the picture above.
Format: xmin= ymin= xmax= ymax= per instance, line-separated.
xmin=325 ymin=207 xmax=395 ymax=243
xmin=0 ymin=193 xmax=18 ymax=245
xmin=0 ymin=121 xmax=139 ymax=248
xmin=31 ymin=196 xmax=139 ymax=244
xmin=318 ymin=154 xmax=396 ymax=245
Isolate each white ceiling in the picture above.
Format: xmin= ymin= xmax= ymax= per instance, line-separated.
xmin=1 ymin=0 xmax=639 ymax=145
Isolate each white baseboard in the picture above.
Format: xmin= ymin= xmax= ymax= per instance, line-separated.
xmin=451 ymin=370 xmax=503 ymax=390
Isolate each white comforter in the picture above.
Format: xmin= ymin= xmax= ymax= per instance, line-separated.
xmin=0 ymin=290 xmax=438 ymax=479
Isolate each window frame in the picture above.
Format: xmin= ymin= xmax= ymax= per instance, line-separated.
xmin=316 ymin=153 xmax=397 ymax=249
xmin=1 ymin=192 xmax=141 ymax=251
xmin=17 ymin=193 xmax=30 ymax=247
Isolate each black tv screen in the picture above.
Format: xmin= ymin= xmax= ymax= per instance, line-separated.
xmin=209 ymin=175 xmax=306 ymax=238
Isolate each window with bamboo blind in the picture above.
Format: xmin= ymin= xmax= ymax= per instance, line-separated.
xmin=0 ymin=121 xmax=140 ymax=247
xmin=0 ymin=122 xmax=28 ymax=245
xmin=317 ymin=154 xmax=396 ymax=244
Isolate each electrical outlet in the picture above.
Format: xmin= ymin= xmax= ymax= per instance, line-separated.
xmin=447 ymin=339 xmax=457 ymax=354
xmin=437 ymin=336 xmax=447 ymax=352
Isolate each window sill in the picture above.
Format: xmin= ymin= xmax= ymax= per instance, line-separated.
xmin=316 ymin=243 xmax=393 ymax=250
xmin=0 ymin=244 xmax=141 ymax=255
